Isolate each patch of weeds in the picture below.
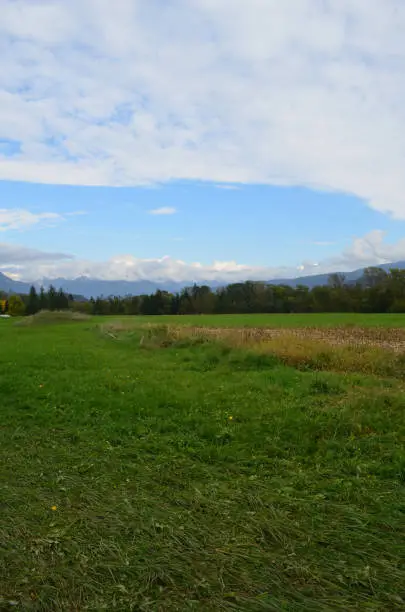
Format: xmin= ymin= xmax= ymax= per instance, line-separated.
xmin=228 ymin=350 xmax=281 ymax=371
xmin=309 ymin=378 xmax=344 ymax=395
xmin=215 ymin=431 xmax=234 ymax=445
xmin=170 ymin=336 xmax=209 ymax=348
xmin=310 ymin=351 xmax=333 ymax=369
xmin=185 ymin=347 xmax=222 ymax=371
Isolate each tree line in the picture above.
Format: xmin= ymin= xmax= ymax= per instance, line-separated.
xmin=0 ymin=285 xmax=71 ymax=316
xmin=3 ymin=267 xmax=405 ymax=316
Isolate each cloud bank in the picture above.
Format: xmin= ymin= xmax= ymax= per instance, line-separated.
xmin=1 ymin=1 xmax=405 ymax=216
xmin=2 ymin=230 xmax=405 ymax=283
xmin=0 ymin=242 xmax=73 ymax=265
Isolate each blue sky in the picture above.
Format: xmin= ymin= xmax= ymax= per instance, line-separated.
xmin=1 ymin=0 xmax=405 ymax=282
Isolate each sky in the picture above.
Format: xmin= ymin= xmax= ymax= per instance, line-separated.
xmin=1 ymin=0 xmax=405 ymax=283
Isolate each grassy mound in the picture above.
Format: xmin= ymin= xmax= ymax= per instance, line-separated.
xmin=15 ymin=310 xmax=91 ymax=326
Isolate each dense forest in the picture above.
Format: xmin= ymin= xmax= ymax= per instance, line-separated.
xmin=3 ymin=267 xmax=405 ymax=316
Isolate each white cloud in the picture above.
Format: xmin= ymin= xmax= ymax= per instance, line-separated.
xmin=327 ymin=230 xmax=405 ymax=270
xmin=149 ymin=207 xmax=177 ymax=216
xmin=0 ymin=208 xmax=88 ymax=232
xmin=0 ymin=253 xmax=300 ymax=284
xmin=4 ymin=273 xmax=19 ymax=280
xmin=0 ymin=208 xmax=62 ymax=231
xmin=1 ymin=1 xmax=405 ymax=216
xmin=2 ymin=230 xmax=405 ymax=283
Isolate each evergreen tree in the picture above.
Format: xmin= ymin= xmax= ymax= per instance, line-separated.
xmin=39 ymin=286 xmax=48 ymax=311
xmin=47 ymin=285 xmax=57 ymax=310
xmin=26 ymin=285 xmax=40 ymax=315
xmin=56 ymin=288 xmax=69 ymax=310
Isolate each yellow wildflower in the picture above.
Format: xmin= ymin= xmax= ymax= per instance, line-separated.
xmin=51 ymin=505 xmax=57 ymax=511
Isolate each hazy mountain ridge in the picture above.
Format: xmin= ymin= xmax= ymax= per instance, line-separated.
xmin=269 ymin=261 xmax=405 ymax=288
xmin=2 ymin=262 xmax=405 ymax=298
xmin=0 ymin=272 xmax=31 ymax=294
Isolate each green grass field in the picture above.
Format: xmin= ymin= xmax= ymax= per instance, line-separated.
xmin=1 ymin=314 xmax=405 ymax=611
xmin=112 ymin=312 xmax=405 ymax=328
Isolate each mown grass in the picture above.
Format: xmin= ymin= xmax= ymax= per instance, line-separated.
xmin=1 ymin=315 xmax=405 ymax=611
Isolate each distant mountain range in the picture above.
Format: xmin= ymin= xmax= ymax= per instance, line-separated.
xmin=37 ymin=276 xmax=225 ymax=299
xmin=2 ymin=261 xmax=405 ymax=298
xmin=0 ymin=272 xmax=32 ymax=294
xmin=0 ymin=273 xmax=224 ymax=299
xmin=269 ymin=261 xmax=405 ymax=288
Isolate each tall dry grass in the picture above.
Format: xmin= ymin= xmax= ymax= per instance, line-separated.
xmin=144 ymin=324 xmax=405 ymax=377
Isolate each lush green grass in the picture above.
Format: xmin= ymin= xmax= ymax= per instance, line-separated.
xmin=108 ymin=312 xmax=405 ymax=328
xmin=1 ymin=317 xmax=405 ymax=610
